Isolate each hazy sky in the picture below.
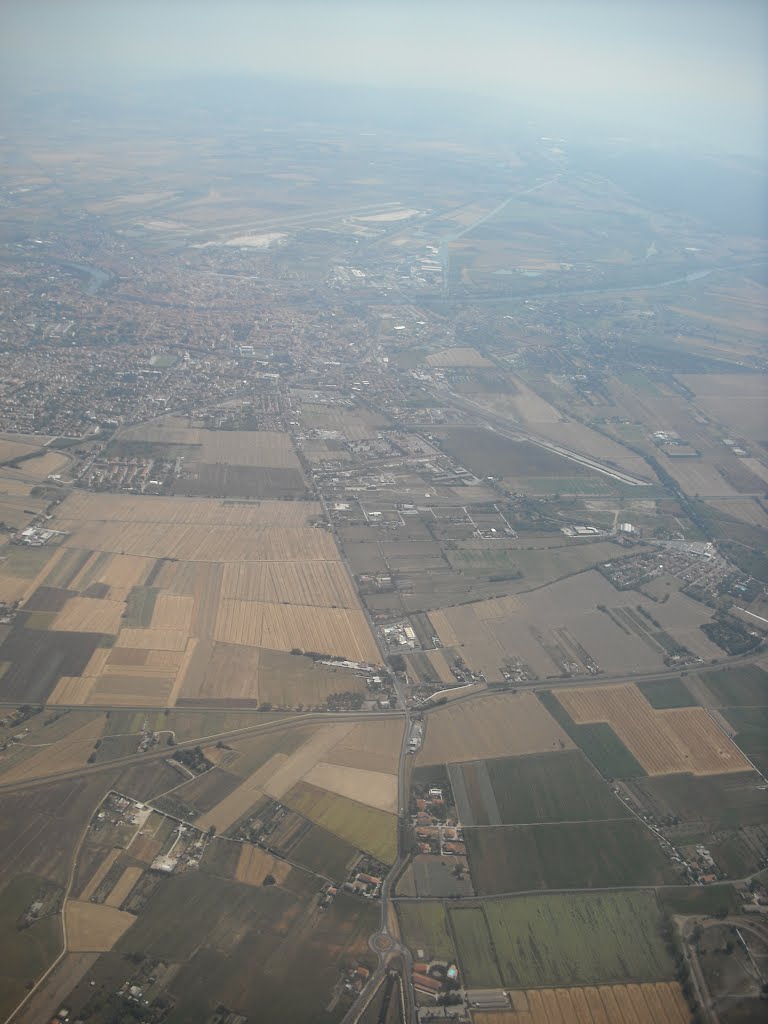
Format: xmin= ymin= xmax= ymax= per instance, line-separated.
xmin=2 ymin=0 xmax=766 ymax=154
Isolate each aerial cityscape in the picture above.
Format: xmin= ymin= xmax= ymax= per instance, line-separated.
xmin=0 ymin=3 xmax=766 ymax=1023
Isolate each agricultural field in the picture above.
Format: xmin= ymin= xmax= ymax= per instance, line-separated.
xmin=107 ymin=869 xmax=378 ymax=1024
xmin=464 ymin=819 xmax=678 ymax=894
xmin=448 ymin=750 xmax=630 ymax=825
xmin=723 ymin=707 xmax=768 ymax=775
xmin=194 ymin=719 xmax=401 ymax=862
xmin=449 ymin=905 xmax=502 ymax=987
xmin=427 ymin=571 xmax=671 ymax=680
xmin=537 ymin=691 xmax=647 ymax=778
xmin=626 ymin=770 xmax=768 ymax=829
xmin=0 ymin=874 xmax=63 ymax=1022
xmin=64 ymin=901 xmax=135 ymax=952
xmin=636 ymin=677 xmax=697 ymax=709
xmin=396 ymin=902 xmax=456 ymax=960
xmin=448 ymin=890 xmax=674 ymax=988
xmin=677 ymin=373 xmax=768 ymax=442
xmin=698 ymin=664 xmax=768 ymax=707
xmin=474 ymin=983 xmax=690 ymax=1024
xmin=555 ymin=683 xmax=751 ymax=776
xmin=0 ymin=489 xmax=380 ymax=707
xmin=417 ymin=691 xmax=573 ymax=766
xmin=425 ymin=346 xmax=494 ymax=368
xmin=113 ymin=419 xmax=307 ymax=499
xmin=283 ymin=782 xmax=397 ymax=863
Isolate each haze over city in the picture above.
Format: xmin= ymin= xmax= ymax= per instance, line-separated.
xmin=2 ymin=0 xmax=767 ymax=154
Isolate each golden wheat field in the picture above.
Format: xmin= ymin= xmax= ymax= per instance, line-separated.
xmin=213 ymin=600 xmax=379 ymax=662
xmin=5 ymin=488 xmax=380 ymax=708
xmin=51 ymin=596 xmax=125 ymax=634
xmin=479 ymin=982 xmax=689 ymax=1024
xmin=303 ymin=762 xmax=398 ymax=813
xmin=57 ymin=491 xmax=319 ymax=527
xmin=65 ymin=901 xmax=135 ymax=952
xmin=60 ymin=521 xmax=338 ymax=562
xmin=220 ymin=559 xmax=358 ymax=608
xmin=417 ymin=691 xmax=573 ymax=765
xmin=235 ymin=843 xmax=292 ymax=886
xmin=47 ymin=675 xmax=98 ymax=705
xmin=556 ymin=684 xmax=751 ymax=775
xmin=324 ymin=719 xmax=405 ymax=774
xmin=150 ymin=593 xmax=195 ymax=631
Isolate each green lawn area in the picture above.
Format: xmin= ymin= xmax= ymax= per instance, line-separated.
xmin=397 ymin=901 xmax=455 ymax=960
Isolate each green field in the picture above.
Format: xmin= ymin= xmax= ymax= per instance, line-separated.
xmin=483 ymin=751 xmax=631 ymax=823
xmin=290 ymin=824 xmax=358 ymax=880
xmin=103 ymin=707 xmax=287 ymax=743
xmin=448 ymin=906 xmax=502 ymax=987
xmin=446 ymin=548 xmax=522 ymax=575
xmin=516 ymin=476 xmax=614 ymax=495
xmin=724 ymin=707 xmax=768 ymax=775
xmin=284 ymin=781 xmax=396 ymax=864
xmin=465 ymin=820 xmax=677 ymax=894
xmin=397 ymin=901 xmax=456 ymax=960
xmin=659 ymin=885 xmax=740 ymax=917
xmin=637 ymin=677 xmax=696 ymax=709
xmin=481 ymin=891 xmax=674 ymax=987
xmin=0 ymin=874 xmax=62 ymax=1020
xmin=538 ymin=691 xmax=646 ymax=778
xmin=635 ymin=771 xmax=768 ymax=829
xmin=123 ymin=586 xmax=159 ymax=628
xmin=0 ymin=544 xmax=55 ymax=579
xmin=700 ymin=665 xmax=768 ymax=707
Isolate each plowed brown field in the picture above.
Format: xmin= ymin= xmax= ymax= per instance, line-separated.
xmin=235 ymin=843 xmax=291 ymax=886
xmin=418 ymin=691 xmax=573 ymax=765
xmin=556 ymin=684 xmax=750 ymax=775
